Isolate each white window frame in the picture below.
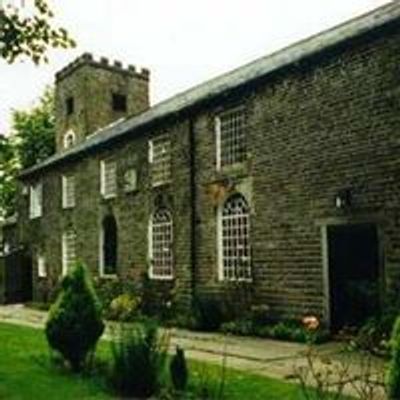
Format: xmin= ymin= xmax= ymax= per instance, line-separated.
xmin=37 ymin=254 xmax=47 ymax=278
xmin=148 ymin=209 xmax=173 ymax=280
xmin=216 ymin=106 xmax=247 ymax=170
xmin=62 ymin=175 xmax=76 ymax=209
xmin=148 ymin=136 xmax=171 ymax=187
xmin=62 ymin=230 xmax=77 ymax=276
xmin=29 ymin=182 xmax=43 ymax=219
xmin=63 ymin=130 xmax=76 ymax=149
xmin=217 ymin=194 xmax=252 ymax=281
xmin=100 ymin=160 xmax=117 ymax=199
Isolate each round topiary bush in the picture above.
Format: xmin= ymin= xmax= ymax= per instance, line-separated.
xmin=108 ymin=293 xmax=141 ymax=322
xmin=388 ymin=316 xmax=400 ymax=399
xmin=45 ymin=262 xmax=104 ymax=372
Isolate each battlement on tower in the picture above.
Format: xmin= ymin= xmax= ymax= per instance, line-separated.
xmin=55 ymin=52 xmax=150 ymax=82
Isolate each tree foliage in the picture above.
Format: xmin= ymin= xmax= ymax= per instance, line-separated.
xmin=388 ymin=316 xmax=400 ymax=399
xmin=0 ymin=0 xmax=75 ymax=64
xmin=0 ymin=87 xmax=55 ymax=218
xmin=0 ymin=134 xmax=18 ymax=218
xmin=12 ymin=87 xmax=55 ymax=169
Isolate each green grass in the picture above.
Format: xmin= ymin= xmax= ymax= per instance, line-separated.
xmin=0 ymin=322 xmax=336 ymax=399
xmin=0 ymin=323 xmax=109 ymax=399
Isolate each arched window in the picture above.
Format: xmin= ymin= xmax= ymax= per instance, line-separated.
xmin=64 ymin=130 xmax=76 ymax=149
xmin=100 ymin=215 xmax=118 ymax=276
xmin=149 ymin=209 xmax=173 ymax=279
xmin=218 ymin=194 xmax=251 ymax=280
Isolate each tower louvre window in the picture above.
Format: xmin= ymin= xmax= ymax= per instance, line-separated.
xmin=112 ymin=93 xmax=127 ymax=112
xmin=66 ymin=97 xmax=74 ymax=116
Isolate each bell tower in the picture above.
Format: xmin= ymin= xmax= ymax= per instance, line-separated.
xmin=54 ymin=53 xmax=150 ymax=153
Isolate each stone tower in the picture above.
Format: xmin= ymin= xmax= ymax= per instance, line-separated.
xmin=54 ymin=53 xmax=150 ymax=153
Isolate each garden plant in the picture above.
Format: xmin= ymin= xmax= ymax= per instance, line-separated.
xmin=45 ymin=262 xmax=104 ymax=372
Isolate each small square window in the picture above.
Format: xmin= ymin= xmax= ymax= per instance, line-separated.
xmin=66 ymin=97 xmax=74 ymax=116
xmin=112 ymin=93 xmax=127 ymax=112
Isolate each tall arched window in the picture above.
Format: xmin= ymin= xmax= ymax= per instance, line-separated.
xmin=100 ymin=215 xmax=118 ymax=276
xmin=218 ymin=194 xmax=251 ymax=280
xmin=149 ymin=209 xmax=173 ymax=279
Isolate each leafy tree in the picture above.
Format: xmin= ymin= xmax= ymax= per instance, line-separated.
xmin=0 ymin=0 xmax=75 ymax=64
xmin=0 ymin=87 xmax=55 ymax=217
xmin=12 ymin=86 xmax=55 ymax=169
xmin=45 ymin=262 xmax=105 ymax=372
xmin=0 ymin=134 xmax=18 ymax=218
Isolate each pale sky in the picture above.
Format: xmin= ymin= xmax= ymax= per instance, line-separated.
xmin=0 ymin=0 xmax=391 ymax=134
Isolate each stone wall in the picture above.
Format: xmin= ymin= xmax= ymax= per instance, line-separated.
xmin=19 ymin=118 xmax=193 ymax=308
xmin=192 ymin=23 xmax=400 ymax=322
xmin=18 ymin=23 xmax=400 ymax=324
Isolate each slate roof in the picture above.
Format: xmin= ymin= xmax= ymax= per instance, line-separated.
xmin=20 ymin=1 xmax=399 ymax=177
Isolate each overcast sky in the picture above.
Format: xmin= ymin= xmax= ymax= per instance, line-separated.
xmin=0 ymin=0 xmax=391 ymax=134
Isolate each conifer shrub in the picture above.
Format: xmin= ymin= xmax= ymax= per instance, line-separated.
xmin=387 ymin=316 xmax=400 ymax=399
xmin=45 ymin=262 xmax=104 ymax=372
xmin=170 ymin=346 xmax=188 ymax=392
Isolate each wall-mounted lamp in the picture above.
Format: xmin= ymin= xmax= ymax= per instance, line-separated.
xmin=334 ymin=189 xmax=352 ymax=210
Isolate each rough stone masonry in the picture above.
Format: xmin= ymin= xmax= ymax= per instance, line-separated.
xmin=9 ymin=2 xmax=400 ymax=330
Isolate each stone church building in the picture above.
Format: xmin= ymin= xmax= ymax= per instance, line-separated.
xmin=10 ymin=3 xmax=400 ymax=329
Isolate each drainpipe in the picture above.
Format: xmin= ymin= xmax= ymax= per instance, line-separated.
xmin=188 ymin=117 xmax=197 ymax=307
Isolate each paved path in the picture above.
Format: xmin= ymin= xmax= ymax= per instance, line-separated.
xmin=0 ymin=304 xmax=388 ymax=398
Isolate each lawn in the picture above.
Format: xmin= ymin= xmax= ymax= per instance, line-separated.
xmin=0 ymin=321 xmax=335 ymax=399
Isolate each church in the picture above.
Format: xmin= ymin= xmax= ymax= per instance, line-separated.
xmin=5 ymin=2 xmax=400 ymax=330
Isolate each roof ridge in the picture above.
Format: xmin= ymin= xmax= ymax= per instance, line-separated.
xmin=21 ymin=1 xmax=399 ymax=177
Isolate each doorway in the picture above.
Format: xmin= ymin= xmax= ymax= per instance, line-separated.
xmin=101 ymin=215 xmax=118 ymax=275
xmin=327 ymin=223 xmax=380 ymax=331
